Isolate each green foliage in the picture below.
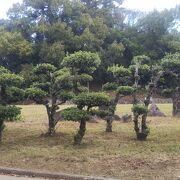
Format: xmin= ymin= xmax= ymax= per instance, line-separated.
xmin=25 ymin=87 xmax=47 ymax=104
xmin=117 ymin=86 xmax=135 ymax=96
xmin=0 ymin=31 xmax=32 ymax=70
xmin=61 ymin=107 xmax=90 ymax=121
xmin=90 ymin=109 xmax=112 ymax=118
xmin=73 ymin=74 xmax=93 ymax=83
xmin=108 ymin=65 xmax=131 ymax=77
xmin=39 ymin=42 xmax=65 ymax=67
xmin=26 ymin=63 xmax=73 ymax=135
xmin=160 ymin=53 xmax=180 ymax=90
xmin=108 ymin=65 xmax=132 ymax=85
xmin=31 ymin=82 xmax=51 ymax=92
xmin=130 ymin=64 xmax=152 ymax=86
xmin=32 ymin=64 xmax=72 ymax=95
xmin=161 ymin=53 xmax=180 ymax=73
xmin=6 ymin=87 xmax=25 ymax=102
xmin=77 ymin=86 xmax=89 ymax=93
xmin=161 ymin=89 xmax=174 ymax=98
xmin=0 ymin=66 xmax=10 ymax=74
xmin=132 ymin=55 xmax=151 ymax=65
xmin=73 ymin=92 xmax=111 ymax=109
xmin=102 ymin=82 xmax=118 ymax=91
xmin=62 ymin=51 xmax=101 ymax=74
xmin=0 ymin=73 xmax=23 ymax=86
xmin=105 ymin=41 xmax=125 ymax=66
xmin=58 ymin=91 xmax=75 ymax=103
xmin=0 ymin=66 xmax=24 ymax=105
xmin=34 ymin=63 xmax=57 ymax=74
xmin=132 ymin=104 xmax=148 ymax=115
xmin=20 ymin=64 xmax=35 ymax=87
xmin=0 ymin=105 xmax=21 ymax=122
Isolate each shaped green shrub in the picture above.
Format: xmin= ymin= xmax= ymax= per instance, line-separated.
xmin=73 ymin=92 xmax=111 ymax=110
xmin=132 ymin=104 xmax=148 ymax=115
xmin=61 ymin=107 xmax=90 ymax=145
xmin=61 ymin=107 xmax=90 ymax=122
xmin=102 ymin=82 xmax=118 ymax=91
xmin=117 ymin=86 xmax=134 ymax=96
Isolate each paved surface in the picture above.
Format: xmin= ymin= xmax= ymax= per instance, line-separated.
xmin=0 ymin=167 xmax=113 ymax=180
xmin=0 ymin=175 xmax=45 ymax=180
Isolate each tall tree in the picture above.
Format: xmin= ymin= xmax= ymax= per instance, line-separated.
xmin=160 ymin=53 xmax=180 ymax=116
xmin=0 ymin=31 xmax=32 ymax=71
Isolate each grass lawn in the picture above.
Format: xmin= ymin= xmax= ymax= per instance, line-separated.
xmin=0 ymin=104 xmax=180 ymax=180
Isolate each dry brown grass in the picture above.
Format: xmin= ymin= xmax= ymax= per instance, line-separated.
xmin=0 ymin=104 xmax=180 ymax=180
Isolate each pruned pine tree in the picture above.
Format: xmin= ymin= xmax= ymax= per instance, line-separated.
xmin=103 ymin=65 xmax=133 ymax=132
xmin=62 ymin=92 xmax=111 ymax=145
xmin=26 ymin=63 xmax=73 ymax=135
xmin=62 ymin=51 xmax=101 ymax=94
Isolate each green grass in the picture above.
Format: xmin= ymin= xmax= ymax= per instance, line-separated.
xmin=0 ymin=104 xmax=180 ymax=180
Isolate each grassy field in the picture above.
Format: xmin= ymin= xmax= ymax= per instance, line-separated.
xmin=0 ymin=104 xmax=180 ymax=180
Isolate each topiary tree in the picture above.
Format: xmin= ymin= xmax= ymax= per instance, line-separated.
xmin=132 ymin=92 xmax=151 ymax=141
xmin=131 ymin=56 xmax=162 ymax=140
xmin=62 ymin=51 xmax=101 ymax=94
xmin=61 ymin=92 xmax=111 ymax=145
xmin=0 ymin=66 xmax=24 ymax=142
xmin=160 ymin=53 xmax=180 ymax=116
xmin=26 ymin=63 xmax=74 ymax=135
xmin=102 ymin=65 xmax=133 ymax=132
xmin=61 ymin=107 xmax=90 ymax=145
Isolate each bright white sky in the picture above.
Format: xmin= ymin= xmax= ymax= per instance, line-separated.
xmin=122 ymin=0 xmax=180 ymax=12
xmin=0 ymin=0 xmax=179 ymax=19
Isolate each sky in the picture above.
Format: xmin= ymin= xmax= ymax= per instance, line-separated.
xmin=122 ymin=0 xmax=180 ymax=12
xmin=0 ymin=0 xmax=179 ymax=19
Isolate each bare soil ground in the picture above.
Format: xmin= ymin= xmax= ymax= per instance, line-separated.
xmin=0 ymin=104 xmax=180 ymax=180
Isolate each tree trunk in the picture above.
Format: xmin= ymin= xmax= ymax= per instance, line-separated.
xmin=172 ymin=89 xmax=180 ymax=117
xmin=1 ymin=85 xmax=7 ymax=105
xmin=105 ymin=92 xmax=120 ymax=132
xmin=48 ymin=116 xmax=56 ymax=136
xmin=106 ymin=116 xmax=113 ymax=132
xmin=0 ymin=120 xmax=4 ymax=142
xmin=74 ymin=119 xmax=86 ymax=145
xmin=133 ymin=113 xmax=139 ymax=134
xmin=45 ymin=104 xmax=56 ymax=136
xmin=73 ymin=80 xmax=79 ymax=95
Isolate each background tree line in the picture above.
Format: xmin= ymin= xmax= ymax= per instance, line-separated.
xmin=0 ymin=0 xmax=179 ymax=84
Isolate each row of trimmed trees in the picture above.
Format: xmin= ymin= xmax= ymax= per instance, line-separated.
xmin=0 ymin=51 xmax=180 ymax=144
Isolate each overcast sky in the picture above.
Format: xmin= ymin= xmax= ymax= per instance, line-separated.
xmin=122 ymin=0 xmax=180 ymax=12
xmin=0 ymin=0 xmax=179 ymax=19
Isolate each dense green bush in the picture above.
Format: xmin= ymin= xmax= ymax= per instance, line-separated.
xmin=33 ymin=63 xmax=57 ymax=74
xmin=117 ymin=86 xmax=134 ymax=96
xmin=102 ymin=82 xmax=118 ymax=91
xmin=73 ymin=92 xmax=111 ymax=110
xmin=90 ymin=109 xmax=112 ymax=118
xmin=130 ymin=64 xmax=152 ymax=86
xmin=25 ymin=87 xmax=47 ymax=103
xmin=0 ymin=105 xmax=21 ymax=121
xmin=62 ymin=51 xmax=101 ymax=74
xmin=7 ymin=87 xmax=25 ymax=102
xmin=61 ymin=107 xmax=90 ymax=145
xmin=132 ymin=104 xmax=148 ymax=115
xmin=61 ymin=107 xmax=90 ymax=121
xmin=161 ymin=89 xmax=174 ymax=98
xmin=58 ymin=91 xmax=75 ymax=103
xmin=0 ymin=66 xmax=24 ymax=141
